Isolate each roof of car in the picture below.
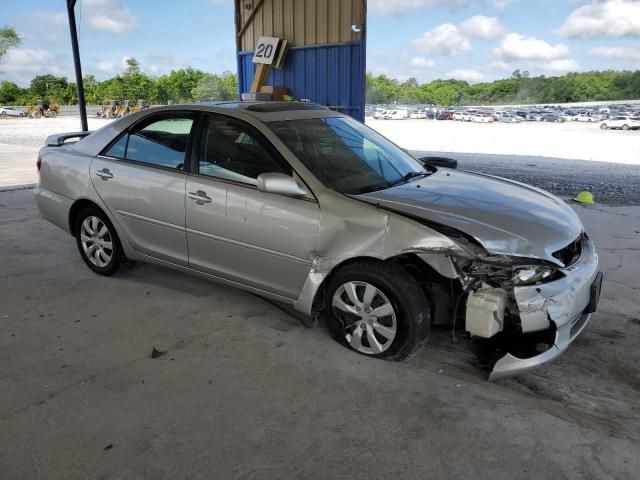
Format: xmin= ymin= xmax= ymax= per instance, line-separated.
xmin=170 ymin=101 xmax=339 ymax=122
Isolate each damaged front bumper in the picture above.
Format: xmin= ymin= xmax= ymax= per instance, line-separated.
xmin=489 ymin=238 xmax=603 ymax=380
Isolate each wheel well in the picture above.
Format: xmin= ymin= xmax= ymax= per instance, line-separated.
xmin=311 ymin=253 xmax=455 ymax=318
xmin=68 ymin=199 xmax=103 ymax=236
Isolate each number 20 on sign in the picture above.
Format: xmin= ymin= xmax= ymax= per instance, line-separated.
xmin=253 ymin=37 xmax=281 ymax=65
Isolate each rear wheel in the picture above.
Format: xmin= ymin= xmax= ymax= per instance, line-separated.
xmin=323 ymin=261 xmax=430 ymax=361
xmin=622 ymin=124 xmax=630 ymax=131
xmin=31 ymin=110 xmax=42 ymax=119
xmin=600 ymin=123 xmax=608 ymax=130
xmin=74 ymin=207 xmax=129 ymax=276
xmin=47 ymin=110 xmax=57 ymax=118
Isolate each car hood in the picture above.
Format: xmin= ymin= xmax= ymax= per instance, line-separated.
xmin=355 ymin=169 xmax=583 ymax=264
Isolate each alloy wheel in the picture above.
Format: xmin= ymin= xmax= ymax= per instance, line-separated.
xmin=80 ymin=216 xmax=113 ymax=267
xmin=332 ymin=281 xmax=397 ymax=355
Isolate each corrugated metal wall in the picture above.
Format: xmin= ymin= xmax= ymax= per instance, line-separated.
xmin=238 ymin=0 xmax=364 ymax=50
xmin=236 ymin=0 xmax=367 ymax=121
xmin=238 ymin=42 xmax=364 ymax=118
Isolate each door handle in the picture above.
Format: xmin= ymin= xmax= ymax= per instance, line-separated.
xmin=96 ymin=168 xmax=113 ymax=180
xmin=187 ymin=190 xmax=213 ymax=204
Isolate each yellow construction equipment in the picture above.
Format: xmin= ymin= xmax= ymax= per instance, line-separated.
xmin=97 ymin=100 xmax=124 ymax=119
xmin=26 ymin=100 xmax=60 ymax=119
xmin=126 ymin=99 xmax=150 ymax=115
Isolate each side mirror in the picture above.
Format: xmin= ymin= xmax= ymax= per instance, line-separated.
xmin=418 ymin=156 xmax=458 ymax=169
xmin=257 ymin=173 xmax=309 ymax=197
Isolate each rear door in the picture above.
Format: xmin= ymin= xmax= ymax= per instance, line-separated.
xmin=185 ymin=113 xmax=320 ymax=299
xmin=91 ymin=113 xmax=195 ymax=266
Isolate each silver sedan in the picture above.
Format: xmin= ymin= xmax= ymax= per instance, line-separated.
xmin=34 ymin=102 xmax=603 ymax=379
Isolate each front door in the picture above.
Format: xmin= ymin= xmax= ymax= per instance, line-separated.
xmin=91 ymin=114 xmax=195 ymax=266
xmin=185 ymin=113 xmax=320 ymax=299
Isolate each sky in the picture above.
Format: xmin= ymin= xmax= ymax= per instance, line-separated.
xmin=1 ymin=0 xmax=640 ymax=87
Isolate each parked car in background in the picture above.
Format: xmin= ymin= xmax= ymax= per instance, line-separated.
xmin=410 ymin=110 xmax=427 ymax=119
xmin=0 ymin=106 xmax=26 ymax=117
xmin=499 ymin=114 xmax=523 ymax=123
xmin=385 ymin=109 xmax=410 ymax=120
xmin=471 ymin=113 xmax=494 ymax=123
xmin=600 ymin=116 xmax=640 ymax=130
xmin=34 ymin=101 xmax=603 ymax=381
xmin=526 ymin=111 xmax=544 ymax=121
xmin=576 ymin=113 xmax=597 ymax=122
xmin=436 ymin=110 xmax=453 ymax=120
xmin=543 ymin=113 xmax=565 ymax=123
xmin=452 ymin=111 xmax=465 ymax=121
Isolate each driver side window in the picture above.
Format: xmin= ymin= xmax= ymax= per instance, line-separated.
xmin=198 ymin=115 xmax=291 ymax=186
xmin=124 ymin=116 xmax=194 ymax=170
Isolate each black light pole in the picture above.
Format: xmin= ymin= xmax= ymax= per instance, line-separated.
xmin=66 ymin=0 xmax=88 ymax=131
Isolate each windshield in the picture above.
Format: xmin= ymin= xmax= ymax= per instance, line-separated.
xmin=269 ymin=116 xmax=427 ymax=194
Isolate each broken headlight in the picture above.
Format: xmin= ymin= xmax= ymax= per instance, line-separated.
xmin=512 ymin=265 xmax=557 ymax=286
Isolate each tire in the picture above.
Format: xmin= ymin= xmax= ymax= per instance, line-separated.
xmin=74 ymin=207 xmax=129 ymax=276
xmin=600 ymin=124 xmax=608 ymax=130
xmin=1 ymin=111 xmax=6 ymax=116
xmin=47 ymin=110 xmax=58 ymax=118
xmin=622 ymin=124 xmax=629 ymax=131
xmin=322 ymin=261 xmax=430 ymax=361
xmin=31 ymin=110 xmax=42 ymax=119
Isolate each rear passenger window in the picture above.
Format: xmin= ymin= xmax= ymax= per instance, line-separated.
xmin=104 ymin=135 xmax=127 ymax=159
xmin=126 ymin=117 xmax=194 ymax=170
xmin=198 ymin=115 xmax=290 ymax=186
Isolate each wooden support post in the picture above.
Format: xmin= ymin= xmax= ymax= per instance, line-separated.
xmin=250 ymin=63 xmax=272 ymax=93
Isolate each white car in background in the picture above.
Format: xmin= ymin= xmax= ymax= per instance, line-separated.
xmin=410 ymin=110 xmax=427 ymax=119
xmin=0 ymin=106 xmax=26 ymax=117
xmin=385 ymin=109 xmax=409 ymax=120
xmin=575 ymin=114 xmax=597 ymax=122
xmin=471 ymin=113 xmax=494 ymax=123
xmin=452 ymin=111 xmax=465 ymax=121
xmin=600 ymin=116 xmax=640 ymax=130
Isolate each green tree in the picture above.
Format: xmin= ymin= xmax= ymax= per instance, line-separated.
xmin=192 ymin=71 xmax=238 ymax=101
xmin=0 ymin=80 xmax=23 ymax=103
xmin=0 ymin=26 xmax=21 ymax=60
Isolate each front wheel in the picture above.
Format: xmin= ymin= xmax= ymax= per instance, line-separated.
xmin=75 ymin=207 xmax=129 ymax=276
xmin=323 ymin=262 xmax=430 ymax=361
xmin=622 ymin=124 xmax=630 ymax=131
xmin=600 ymin=124 xmax=608 ymax=130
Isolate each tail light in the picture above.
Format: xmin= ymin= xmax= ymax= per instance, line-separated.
xmin=36 ymin=154 xmax=42 ymax=174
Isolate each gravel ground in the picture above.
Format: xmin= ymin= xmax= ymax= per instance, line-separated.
xmin=368 ymin=118 xmax=640 ymax=165
xmin=413 ymin=150 xmax=640 ymax=206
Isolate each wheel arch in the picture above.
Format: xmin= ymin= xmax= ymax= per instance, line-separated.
xmin=68 ymin=198 xmax=104 ymax=236
xmin=309 ymin=252 xmax=452 ymax=317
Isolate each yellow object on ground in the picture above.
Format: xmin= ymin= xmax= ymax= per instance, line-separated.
xmin=574 ymin=191 xmax=595 ymax=204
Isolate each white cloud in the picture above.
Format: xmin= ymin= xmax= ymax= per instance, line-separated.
xmin=410 ymin=56 xmax=435 ymax=67
xmin=490 ymin=0 xmax=514 ymax=9
xmin=558 ymin=0 xmax=640 ymax=38
xmin=459 ymin=15 xmax=504 ymax=39
xmin=493 ymin=33 xmax=569 ymax=61
xmin=411 ymin=23 xmax=471 ymax=55
xmin=96 ymin=61 xmax=116 ymax=73
xmin=369 ymin=0 xmax=474 ymax=15
xmin=0 ymin=47 xmax=72 ymax=86
xmin=84 ymin=0 xmax=137 ymax=34
xmin=590 ymin=46 xmax=640 ymax=61
xmin=444 ymin=68 xmax=486 ymax=82
xmin=491 ymin=33 xmax=579 ymax=76
xmin=546 ymin=59 xmax=581 ymax=74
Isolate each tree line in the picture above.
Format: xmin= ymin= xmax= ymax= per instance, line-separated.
xmin=366 ymin=69 xmax=640 ymax=106
xmin=0 ymin=58 xmax=238 ymax=106
xmin=2 ymin=60 xmax=639 ymax=108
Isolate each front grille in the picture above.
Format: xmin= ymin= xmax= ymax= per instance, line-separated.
xmin=553 ymin=235 xmax=583 ymax=267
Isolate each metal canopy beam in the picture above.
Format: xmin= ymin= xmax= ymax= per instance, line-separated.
xmin=66 ymin=0 xmax=88 ymax=131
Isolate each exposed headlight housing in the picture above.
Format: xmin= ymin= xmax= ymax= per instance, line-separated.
xmin=512 ymin=265 xmax=557 ymax=286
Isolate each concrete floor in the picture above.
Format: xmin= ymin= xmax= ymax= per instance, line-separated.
xmin=1 ymin=189 xmax=639 ymax=480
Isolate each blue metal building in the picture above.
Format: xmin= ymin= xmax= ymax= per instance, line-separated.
xmin=234 ymin=0 xmax=367 ymax=122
